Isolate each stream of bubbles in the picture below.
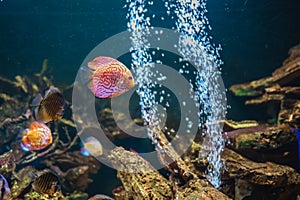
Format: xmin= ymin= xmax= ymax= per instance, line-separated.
xmin=126 ymin=0 xmax=163 ymax=147
xmin=170 ymin=0 xmax=225 ymax=188
xmin=127 ymin=0 xmax=225 ymax=188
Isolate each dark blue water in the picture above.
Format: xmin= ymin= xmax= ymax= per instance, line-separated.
xmin=0 ymin=0 xmax=300 ymax=196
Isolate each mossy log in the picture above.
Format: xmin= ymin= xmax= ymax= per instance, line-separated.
xmin=152 ymin=129 xmax=230 ymax=199
xmin=227 ymin=44 xmax=300 ymax=199
xmin=228 ymin=44 xmax=300 ymax=170
xmin=223 ymin=120 xmax=298 ymax=170
xmin=225 ymin=123 xmax=296 ymax=150
xmin=109 ymin=147 xmax=174 ymax=200
xmin=109 ymin=146 xmax=231 ymax=200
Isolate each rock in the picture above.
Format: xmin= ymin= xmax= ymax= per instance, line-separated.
xmin=0 ymin=150 xmax=16 ymax=174
xmin=228 ymin=44 xmax=300 ymax=172
xmin=109 ymin=146 xmax=231 ymax=200
xmin=230 ymin=44 xmax=300 ymax=97
xmin=66 ymin=191 xmax=89 ymax=200
xmin=225 ymin=123 xmax=296 ymax=150
xmin=222 ymin=148 xmax=300 ymax=199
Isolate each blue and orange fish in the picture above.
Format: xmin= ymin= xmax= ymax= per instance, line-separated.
xmin=21 ymin=121 xmax=53 ymax=151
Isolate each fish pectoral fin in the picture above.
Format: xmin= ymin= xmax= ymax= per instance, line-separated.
xmin=31 ymin=93 xmax=43 ymax=107
xmin=79 ymin=66 xmax=93 ymax=85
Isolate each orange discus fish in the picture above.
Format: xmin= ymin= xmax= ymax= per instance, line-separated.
xmin=21 ymin=121 xmax=52 ymax=151
xmin=86 ymin=56 xmax=135 ymax=98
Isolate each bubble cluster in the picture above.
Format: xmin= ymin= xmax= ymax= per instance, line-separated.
xmin=126 ymin=0 xmax=162 ymax=145
xmin=168 ymin=0 xmax=226 ymax=188
xmin=126 ymin=0 xmax=226 ymax=185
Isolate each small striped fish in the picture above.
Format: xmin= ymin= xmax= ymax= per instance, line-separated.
xmin=31 ymin=87 xmax=65 ymax=123
xmin=32 ymin=170 xmax=61 ymax=196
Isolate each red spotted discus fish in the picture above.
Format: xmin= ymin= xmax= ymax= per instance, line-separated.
xmin=31 ymin=87 xmax=65 ymax=123
xmin=21 ymin=121 xmax=53 ymax=151
xmin=85 ymin=56 xmax=135 ymax=98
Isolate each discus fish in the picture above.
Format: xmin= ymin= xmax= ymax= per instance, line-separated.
xmin=32 ymin=170 xmax=61 ymax=196
xmin=31 ymin=87 xmax=65 ymax=123
xmin=21 ymin=121 xmax=52 ymax=151
xmin=80 ymin=136 xmax=103 ymax=157
xmin=83 ymin=56 xmax=135 ymax=98
xmin=0 ymin=174 xmax=11 ymax=200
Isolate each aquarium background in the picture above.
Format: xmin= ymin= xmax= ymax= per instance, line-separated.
xmin=0 ymin=0 xmax=300 ymax=196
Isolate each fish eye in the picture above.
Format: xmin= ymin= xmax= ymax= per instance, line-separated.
xmin=128 ymin=76 xmax=133 ymax=80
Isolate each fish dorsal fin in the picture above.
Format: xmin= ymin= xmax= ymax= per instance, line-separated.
xmin=31 ymin=93 xmax=43 ymax=107
xmin=44 ymin=87 xmax=61 ymax=98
